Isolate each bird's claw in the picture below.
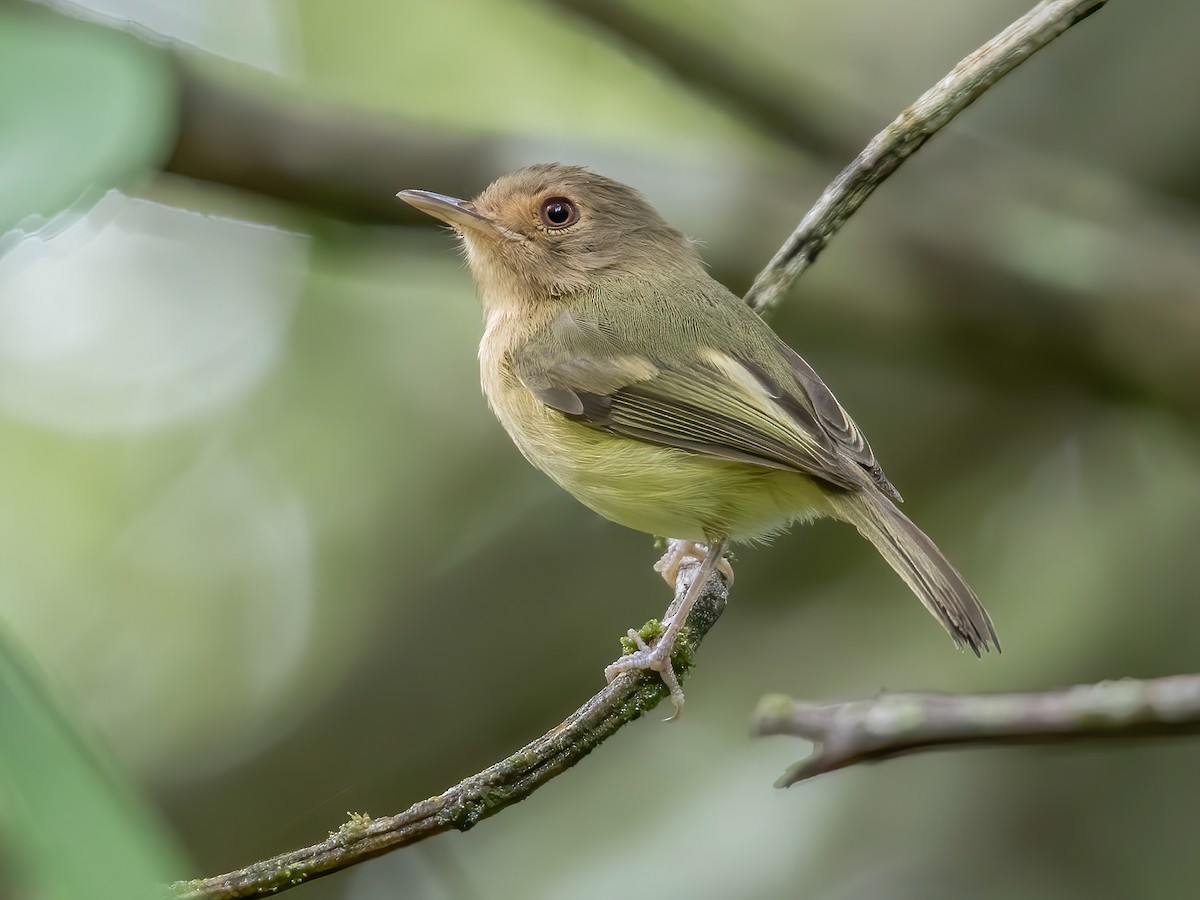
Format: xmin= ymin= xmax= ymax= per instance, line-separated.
xmin=605 ymin=631 xmax=686 ymax=719
xmin=607 ymin=539 xmax=732 ymax=720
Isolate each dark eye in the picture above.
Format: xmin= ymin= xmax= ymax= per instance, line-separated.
xmin=540 ymin=197 xmax=578 ymax=229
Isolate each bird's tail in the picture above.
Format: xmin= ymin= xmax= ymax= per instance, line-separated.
xmin=827 ymin=492 xmax=999 ymax=655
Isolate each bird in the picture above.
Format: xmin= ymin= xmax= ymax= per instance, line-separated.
xmin=398 ymin=163 xmax=998 ymax=715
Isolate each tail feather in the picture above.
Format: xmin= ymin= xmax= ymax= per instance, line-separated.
xmin=828 ymin=493 xmax=999 ymax=655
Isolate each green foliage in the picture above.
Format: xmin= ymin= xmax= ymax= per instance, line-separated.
xmin=0 ymin=627 xmax=187 ymax=899
xmin=0 ymin=9 xmax=174 ymax=232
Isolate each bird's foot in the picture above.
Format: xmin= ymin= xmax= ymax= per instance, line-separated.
xmin=604 ymin=621 xmax=687 ymax=719
xmin=654 ymin=539 xmax=735 ymax=589
xmin=609 ymin=539 xmax=732 ymax=719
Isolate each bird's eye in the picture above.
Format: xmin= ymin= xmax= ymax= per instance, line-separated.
xmin=540 ymin=197 xmax=578 ymax=229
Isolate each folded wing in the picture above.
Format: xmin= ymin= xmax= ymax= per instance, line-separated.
xmin=515 ymin=340 xmax=894 ymax=498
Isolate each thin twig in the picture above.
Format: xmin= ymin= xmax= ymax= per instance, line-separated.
xmin=744 ymin=0 xmax=1109 ymax=315
xmin=754 ymin=675 xmax=1200 ymax=788
xmin=168 ymin=559 xmax=729 ymax=899
xmin=169 ymin=1 xmax=1109 ymax=895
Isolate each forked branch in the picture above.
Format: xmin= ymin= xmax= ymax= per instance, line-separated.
xmin=754 ymin=675 xmax=1200 ymax=788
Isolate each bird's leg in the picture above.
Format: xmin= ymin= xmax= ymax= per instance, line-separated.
xmin=654 ymin=539 xmax=735 ymax=589
xmin=606 ymin=539 xmax=731 ymax=718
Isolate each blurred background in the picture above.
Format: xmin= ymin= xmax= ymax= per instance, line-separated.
xmin=2 ymin=0 xmax=1199 ymax=897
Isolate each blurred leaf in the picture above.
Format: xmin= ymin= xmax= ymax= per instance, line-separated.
xmin=0 ymin=625 xmax=187 ymax=899
xmin=0 ymin=8 xmax=175 ymax=233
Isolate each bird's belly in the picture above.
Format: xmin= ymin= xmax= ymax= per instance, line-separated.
xmin=492 ymin=388 xmax=829 ymax=541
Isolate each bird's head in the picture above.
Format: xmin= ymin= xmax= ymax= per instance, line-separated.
xmin=399 ymin=163 xmax=702 ymax=310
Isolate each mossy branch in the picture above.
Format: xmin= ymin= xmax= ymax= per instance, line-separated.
xmin=169 ymin=559 xmax=729 ymax=899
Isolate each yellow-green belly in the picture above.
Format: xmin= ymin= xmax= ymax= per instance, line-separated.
xmin=491 ymin=385 xmax=830 ymax=542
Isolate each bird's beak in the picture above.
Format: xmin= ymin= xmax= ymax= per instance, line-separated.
xmin=397 ymin=189 xmax=496 ymax=234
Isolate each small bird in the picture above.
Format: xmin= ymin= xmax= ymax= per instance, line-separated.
xmin=399 ymin=164 xmax=998 ymax=714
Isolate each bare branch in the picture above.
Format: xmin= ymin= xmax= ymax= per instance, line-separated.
xmin=754 ymin=675 xmax=1200 ymax=788
xmin=744 ymin=0 xmax=1109 ymax=314
xmin=169 ymin=561 xmax=729 ymax=899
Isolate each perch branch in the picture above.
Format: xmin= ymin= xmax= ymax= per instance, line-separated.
xmin=168 ymin=558 xmax=729 ymax=899
xmin=754 ymin=674 xmax=1200 ymax=787
xmin=168 ymin=0 xmax=1110 ymax=895
xmin=744 ymin=0 xmax=1109 ymax=315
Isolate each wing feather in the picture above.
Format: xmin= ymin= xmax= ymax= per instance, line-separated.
xmin=514 ymin=295 xmax=900 ymax=500
xmin=523 ymin=353 xmax=862 ymax=492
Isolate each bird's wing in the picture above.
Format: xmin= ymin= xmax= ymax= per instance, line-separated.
xmin=513 ymin=335 xmax=869 ymax=495
xmin=751 ymin=340 xmax=900 ymax=501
